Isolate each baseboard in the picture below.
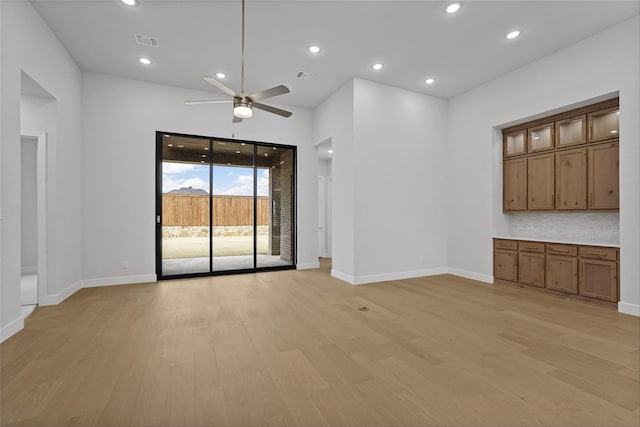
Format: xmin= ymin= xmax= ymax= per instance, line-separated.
xmin=296 ymin=261 xmax=320 ymax=270
xmin=82 ymin=274 xmax=157 ymax=288
xmin=21 ymin=266 xmax=37 ymax=275
xmin=618 ymin=302 xmax=640 ymax=317
xmin=354 ymin=267 xmax=449 ymax=285
xmin=447 ymin=268 xmax=494 ymax=284
xmin=331 ymin=267 xmax=449 ymax=286
xmin=331 ymin=269 xmax=355 ymax=284
xmin=1 ymin=316 xmax=24 ymax=343
xmin=39 ymin=280 xmax=83 ymax=306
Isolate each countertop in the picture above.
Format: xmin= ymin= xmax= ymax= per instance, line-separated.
xmin=493 ymin=235 xmax=620 ymax=248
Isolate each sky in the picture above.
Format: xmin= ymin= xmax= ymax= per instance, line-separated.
xmin=162 ymin=162 xmax=269 ymax=196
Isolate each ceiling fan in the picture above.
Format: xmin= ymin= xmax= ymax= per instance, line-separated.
xmin=185 ymin=0 xmax=292 ymax=123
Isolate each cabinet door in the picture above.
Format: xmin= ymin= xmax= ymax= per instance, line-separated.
xmin=504 ymin=158 xmax=527 ymax=211
xmin=588 ymin=142 xmax=619 ymax=210
xmin=494 ymin=250 xmax=517 ymax=282
xmin=528 ymin=123 xmax=554 ymax=153
xmin=556 ymin=148 xmax=586 ymax=210
xmin=528 ymin=153 xmax=554 ymax=210
xmin=546 ymin=255 xmax=578 ymax=294
xmin=579 ymin=259 xmax=617 ymax=302
xmin=518 ymin=252 xmax=545 ymax=287
xmin=504 ymin=130 xmax=527 ymax=158
xmin=555 ymin=115 xmax=586 ymax=148
xmin=588 ymin=107 xmax=619 ymax=143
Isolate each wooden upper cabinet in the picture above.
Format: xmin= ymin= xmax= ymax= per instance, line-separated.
xmin=528 ymin=123 xmax=554 ymax=153
xmin=556 ymin=148 xmax=587 ymax=210
xmin=527 ymin=153 xmax=555 ymax=210
xmin=588 ymin=106 xmax=619 ymax=143
xmin=555 ymin=115 xmax=586 ymax=148
xmin=504 ymin=158 xmax=527 ymax=211
xmin=588 ymin=142 xmax=619 ymax=209
xmin=504 ymin=130 xmax=527 ymax=158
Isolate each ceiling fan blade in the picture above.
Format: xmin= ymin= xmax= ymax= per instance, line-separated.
xmin=249 ymin=85 xmax=290 ymax=102
xmin=253 ymin=102 xmax=292 ymax=118
xmin=232 ymin=115 xmax=243 ymax=123
xmin=203 ymin=77 xmax=237 ymax=97
xmin=185 ymin=100 xmax=233 ymax=105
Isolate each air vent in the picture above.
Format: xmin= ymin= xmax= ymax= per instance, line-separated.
xmin=296 ymin=71 xmax=313 ymax=80
xmin=135 ymin=33 xmax=159 ymax=48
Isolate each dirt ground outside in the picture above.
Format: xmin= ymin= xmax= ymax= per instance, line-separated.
xmin=162 ymin=235 xmax=270 ymax=259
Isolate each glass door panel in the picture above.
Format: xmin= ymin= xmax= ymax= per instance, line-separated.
xmin=211 ymin=140 xmax=255 ymax=271
xmin=256 ymin=145 xmax=295 ymax=268
xmin=160 ymin=135 xmax=211 ymax=275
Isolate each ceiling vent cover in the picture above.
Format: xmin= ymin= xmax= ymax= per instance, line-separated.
xmin=135 ymin=34 xmax=159 ymax=48
xmin=296 ymin=71 xmax=313 ymax=80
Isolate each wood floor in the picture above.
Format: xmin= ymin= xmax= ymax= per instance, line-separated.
xmin=1 ymin=259 xmax=639 ymax=426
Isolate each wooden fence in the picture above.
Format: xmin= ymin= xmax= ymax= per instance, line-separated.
xmin=162 ymin=194 xmax=269 ymax=226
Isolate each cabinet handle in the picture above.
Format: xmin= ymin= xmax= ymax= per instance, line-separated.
xmin=586 ymin=251 xmax=606 ymax=256
xmin=523 ymin=246 xmax=538 ymax=250
xmin=550 ymin=248 xmax=569 ymax=252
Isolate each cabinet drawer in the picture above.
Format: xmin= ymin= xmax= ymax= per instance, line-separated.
xmin=546 ymin=243 xmax=578 ymax=256
xmin=579 ymin=246 xmax=617 ymax=261
xmin=519 ymin=241 xmax=545 ymax=253
xmin=495 ymin=239 xmax=517 ymax=250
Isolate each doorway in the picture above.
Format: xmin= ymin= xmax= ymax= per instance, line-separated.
xmin=156 ymin=132 xmax=296 ymax=279
xmin=21 ymin=137 xmax=38 ymax=313
xmin=316 ymin=139 xmax=333 ymax=261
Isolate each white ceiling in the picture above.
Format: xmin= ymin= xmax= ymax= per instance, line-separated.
xmin=32 ymin=1 xmax=639 ymax=109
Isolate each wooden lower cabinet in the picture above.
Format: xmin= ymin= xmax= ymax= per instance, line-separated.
xmin=518 ymin=252 xmax=545 ymax=287
xmin=493 ymin=239 xmax=618 ymax=307
xmin=546 ymin=255 xmax=578 ymax=294
xmin=494 ymin=250 xmax=518 ymax=282
xmin=579 ymin=258 xmax=617 ymax=302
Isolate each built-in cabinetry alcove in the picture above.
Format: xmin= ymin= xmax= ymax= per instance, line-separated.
xmin=502 ymin=97 xmax=619 ymax=213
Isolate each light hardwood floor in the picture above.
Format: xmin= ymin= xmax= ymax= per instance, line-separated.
xmin=1 ymin=260 xmax=639 ymax=426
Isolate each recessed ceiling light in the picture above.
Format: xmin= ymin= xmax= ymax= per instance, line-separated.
xmin=445 ymin=3 xmax=461 ymax=14
xmin=505 ymin=30 xmax=522 ymax=40
xmin=176 ymin=145 xmax=184 ymax=148
xmin=164 ymin=134 xmax=170 ymax=137
xmin=201 ymin=161 xmax=205 ymax=163
xmin=328 ymin=149 xmax=333 ymax=154
xmin=425 ymin=78 xmax=436 ymax=85
xmin=308 ymin=45 xmax=320 ymax=54
xmin=120 ymin=0 xmax=137 ymax=6
xmin=215 ymin=72 xmax=226 ymax=79
xmin=236 ymin=150 xmax=241 ymax=154
xmin=227 ymin=162 xmax=231 ymax=165
xmin=372 ymin=63 xmax=383 ymax=71
xmin=138 ymin=57 xmax=152 ymax=65
xmin=264 ymin=153 xmax=269 ymax=157
xmin=610 ymin=130 xmax=618 ymax=134
xmin=202 ymin=154 xmax=207 ymax=158
xmin=167 ymin=143 xmax=173 ymax=147
xmin=204 ymin=147 xmax=209 ymax=150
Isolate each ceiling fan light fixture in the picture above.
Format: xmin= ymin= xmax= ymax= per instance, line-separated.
xmin=121 ymin=0 xmax=137 ymax=6
xmin=233 ymin=99 xmax=253 ymax=118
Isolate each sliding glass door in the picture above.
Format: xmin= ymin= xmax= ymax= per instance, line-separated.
xmin=156 ymin=132 xmax=295 ymax=279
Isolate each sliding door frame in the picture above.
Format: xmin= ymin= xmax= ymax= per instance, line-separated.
xmin=155 ymin=131 xmax=297 ymax=280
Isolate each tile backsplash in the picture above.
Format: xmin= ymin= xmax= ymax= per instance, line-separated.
xmin=505 ymin=213 xmax=619 ymax=245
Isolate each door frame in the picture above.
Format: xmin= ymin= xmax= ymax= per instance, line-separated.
xmin=155 ymin=131 xmax=297 ymax=279
xmin=20 ymin=130 xmax=48 ymax=304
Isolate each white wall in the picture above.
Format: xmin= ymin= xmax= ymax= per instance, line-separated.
xmin=20 ymin=137 xmax=37 ymax=273
xmin=352 ymin=79 xmax=448 ymax=283
xmin=80 ymin=72 xmax=316 ymax=284
xmin=1 ymin=1 xmax=83 ymax=341
xmin=447 ymin=17 xmax=640 ymax=314
xmin=313 ymin=79 xmax=449 ymax=284
xmin=313 ymin=81 xmax=355 ymax=279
